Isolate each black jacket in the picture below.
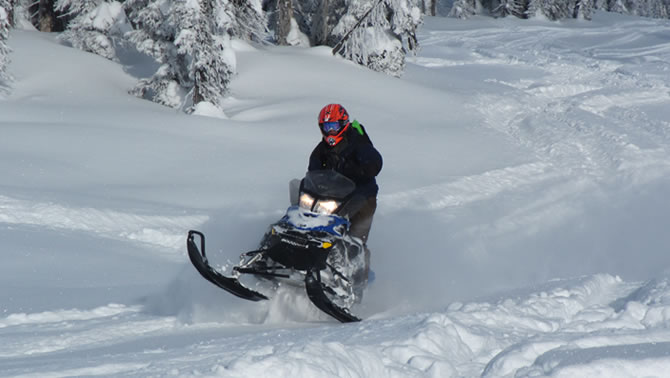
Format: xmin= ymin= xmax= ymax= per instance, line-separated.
xmin=308 ymin=121 xmax=382 ymax=197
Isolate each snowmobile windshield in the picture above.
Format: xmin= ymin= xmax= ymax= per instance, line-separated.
xmin=303 ymin=170 xmax=356 ymax=199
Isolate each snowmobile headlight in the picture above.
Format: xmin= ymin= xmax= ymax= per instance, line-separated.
xmin=299 ymin=193 xmax=315 ymax=209
xmin=314 ymin=200 xmax=340 ymax=214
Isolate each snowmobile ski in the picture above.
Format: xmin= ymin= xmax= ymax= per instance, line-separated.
xmin=305 ymin=269 xmax=361 ymax=323
xmin=187 ymin=230 xmax=268 ymax=301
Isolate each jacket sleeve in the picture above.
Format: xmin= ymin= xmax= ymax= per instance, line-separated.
xmin=357 ymin=144 xmax=383 ymax=179
xmin=308 ymin=144 xmax=324 ymax=171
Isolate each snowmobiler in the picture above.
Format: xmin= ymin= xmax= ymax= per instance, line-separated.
xmin=187 ymin=104 xmax=382 ymax=323
xmin=310 ymin=104 xmax=382 ymax=247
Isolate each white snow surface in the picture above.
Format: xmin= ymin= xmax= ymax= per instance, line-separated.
xmin=2 ymin=11 xmax=670 ymax=377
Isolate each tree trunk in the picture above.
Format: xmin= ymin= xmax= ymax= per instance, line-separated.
xmin=193 ymin=0 xmax=214 ymax=106
xmin=277 ymin=0 xmax=292 ymax=45
xmin=311 ymin=0 xmax=329 ymax=45
xmin=7 ymin=0 xmax=14 ymax=27
xmin=38 ymin=0 xmax=55 ymax=32
xmin=193 ymin=68 xmax=205 ymax=105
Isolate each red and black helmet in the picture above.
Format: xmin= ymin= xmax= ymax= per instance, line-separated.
xmin=318 ymin=104 xmax=350 ymax=146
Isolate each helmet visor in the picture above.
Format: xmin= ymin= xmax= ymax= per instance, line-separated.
xmin=321 ymin=121 xmax=342 ymax=135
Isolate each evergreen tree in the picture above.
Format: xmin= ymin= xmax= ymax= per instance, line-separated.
xmin=221 ymin=0 xmax=267 ymax=42
xmin=0 ymin=0 xmax=11 ymax=92
xmin=631 ymin=0 xmax=668 ymax=17
xmin=527 ymin=0 xmax=575 ymax=19
xmin=125 ymin=0 xmax=180 ymax=107
xmin=11 ymin=0 xmax=31 ymax=27
xmin=266 ymin=0 xmax=341 ymax=46
xmin=446 ymin=0 xmax=669 ymax=19
xmin=332 ymin=0 xmax=422 ymax=77
xmin=654 ymin=0 xmax=669 ymax=17
xmin=125 ymin=0 xmax=234 ymax=110
xmin=2 ymin=0 xmax=12 ymax=26
xmin=57 ymin=0 xmax=130 ymax=61
xmin=493 ymin=0 xmax=528 ymax=17
xmin=574 ymin=0 xmax=595 ymax=18
xmin=593 ymin=0 xmax=608 ymax=11
xmin=191 ymin=0 xmax=234 ymax=109
xmin=449 ymin=0 xmax=479 ymax=18
xmin=607 ymin=0 xmax=628 ymax=13
xmin=267 ymin=0 xmax=420 ymax=75
xmin=300 ymin=0 xmax=343 ymax=47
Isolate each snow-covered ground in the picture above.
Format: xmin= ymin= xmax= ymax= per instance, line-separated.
xmin=2 ymin=11 xmax=670 ymax=377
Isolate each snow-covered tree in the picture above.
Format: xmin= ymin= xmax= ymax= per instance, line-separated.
xmin=527 ymin=0 xmax=575 ymax=19
xmin=190 ymin=0 xmax=234 ymax=109
xmin=10 ymin=0 xmax=33 ymax=28
xmin=652 ymin=0 xmax=669 ymax=17
xmin=574 ymin=0 xmax=595 ymax=18
xmin=264 ymin=0 xmax=337 ymax=46
xmin=0 ymin=0 xmax=11 ymax=92
xmin=332 ymin=0 xmax=422 ymax=77
xmin=266 ymin=0 xmax=420 ymax=75
xmin=593 ymin=0 xmax=608 ymax=9
xmin=449 ymin=0 xmax=479 ymax=18
xmin=492 ymin=0 xmax=528 ymax=17
xmin=306 ymin=0 xmax=347 ymax=46
xmin=57 ymin=0 xmax=130 ymax=61
xmin=125 ymin=0 xmax=234 ymax=110
xmin=628 ymin=0 xmax=668 ymax=17
xmin=125 ymin=0 xmax=178 ymax=107
xmin=445 ymin=0 xmax=669 ymax=19
xmin=1 ymin=0 xmax=12 ymax=25
xmin=276 ymin=0 xmax=293 ymax=44
xmin=219 ymin=0 xmax=267 ymax=42
xmin=606 ymin=0 xmax=628 ymax=13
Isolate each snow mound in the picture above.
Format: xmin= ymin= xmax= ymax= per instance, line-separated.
xmin=192 ymin=101 xmax=228 ymax=119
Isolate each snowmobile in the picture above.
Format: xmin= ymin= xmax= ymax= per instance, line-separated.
xmin=187 ymin=170 xmax=370 ymax=323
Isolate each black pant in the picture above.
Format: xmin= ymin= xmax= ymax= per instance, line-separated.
xmin=349 ymin=196 xmax=377 ymax=244
xmin=350 ymin=196 xmax=376 ymax=285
